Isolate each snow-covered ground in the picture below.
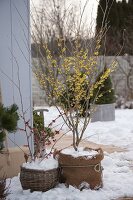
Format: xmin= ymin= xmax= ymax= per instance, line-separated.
xmin=7 ymin=108 xmax=133 ymax=200
xmin=43 ymin=107 xmax=133 ymax=149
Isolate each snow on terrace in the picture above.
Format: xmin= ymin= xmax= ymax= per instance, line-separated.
xmin=7 ymin=108 xmax=133 ymax=200
xmin=42 ymin=107 xmax=133 ymax=150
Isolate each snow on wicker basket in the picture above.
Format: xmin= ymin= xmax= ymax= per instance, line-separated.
xmin=56 ymin=147 xmax=104 ymax=190
xmin=20 ymin=157 xmax=59 ymax=192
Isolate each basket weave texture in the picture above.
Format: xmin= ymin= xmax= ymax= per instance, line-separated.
xmin=20 ymin=166 xmax=59 ymax=192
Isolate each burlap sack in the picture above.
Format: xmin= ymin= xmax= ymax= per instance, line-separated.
xmin=58 ymin=147 xmax=104 ymax=190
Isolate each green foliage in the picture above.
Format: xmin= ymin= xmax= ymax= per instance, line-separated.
xmin=0 ymin=131 xmax=5 ymax=150
xmin=0 ymin=104 xmax=19 ymax=132
xmin=0 ymin=104 xmax=19 ymax=150
xmin=96 ymin=0 xmax=117 ymax=30
xmin=44 ymin=127 xmax=53 ymax=136
xmin=33 ymin=111 xmax=56 ymax=157
xmin=128 ymin=0 xmax=133 ymax=5
xmin=33 ymin=112 xmax=44 ymax=132
xmin=93 ymin=68 xmax=115 ymax=104
xmin=33 ymin=111 xmax=54 ymax=144
xmin=96 ymin=0 xmax=133 ymax=55
xmin=0 ymin=131 xmax=5 ymax=142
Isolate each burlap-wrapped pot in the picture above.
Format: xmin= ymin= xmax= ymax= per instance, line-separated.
xmin=58 ymin=148 xmax=104 ymax=190
xmin=20 ymin=166 xmax=59 ymax=192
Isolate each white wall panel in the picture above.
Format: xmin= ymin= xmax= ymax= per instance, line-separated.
xmin=0 ymin=0 xmax=33 ymax=150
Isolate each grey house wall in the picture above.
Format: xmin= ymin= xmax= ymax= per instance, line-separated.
xmin=0 ymin=0 xmax=33 ymax=149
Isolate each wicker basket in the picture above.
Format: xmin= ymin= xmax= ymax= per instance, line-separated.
xmin=20 ymin=166 xmax=59 ymax=192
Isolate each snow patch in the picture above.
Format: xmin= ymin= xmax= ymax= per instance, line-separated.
xmin=22 ymin=156 xmax=58 ymax=170
xmin=61 ymin=147 xmax=98 ymax=158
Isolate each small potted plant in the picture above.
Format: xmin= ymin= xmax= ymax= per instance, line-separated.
xmin=91 ymin=67 xmax=116 ymax=122
xmin=35 ymin=31 xmax=117 ymax=190
xmin=20 ymin=111 xmax=59 ymax=192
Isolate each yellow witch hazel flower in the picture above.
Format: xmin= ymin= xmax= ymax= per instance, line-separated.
xmin=35 ymin=32 xmax=117 ymax=151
